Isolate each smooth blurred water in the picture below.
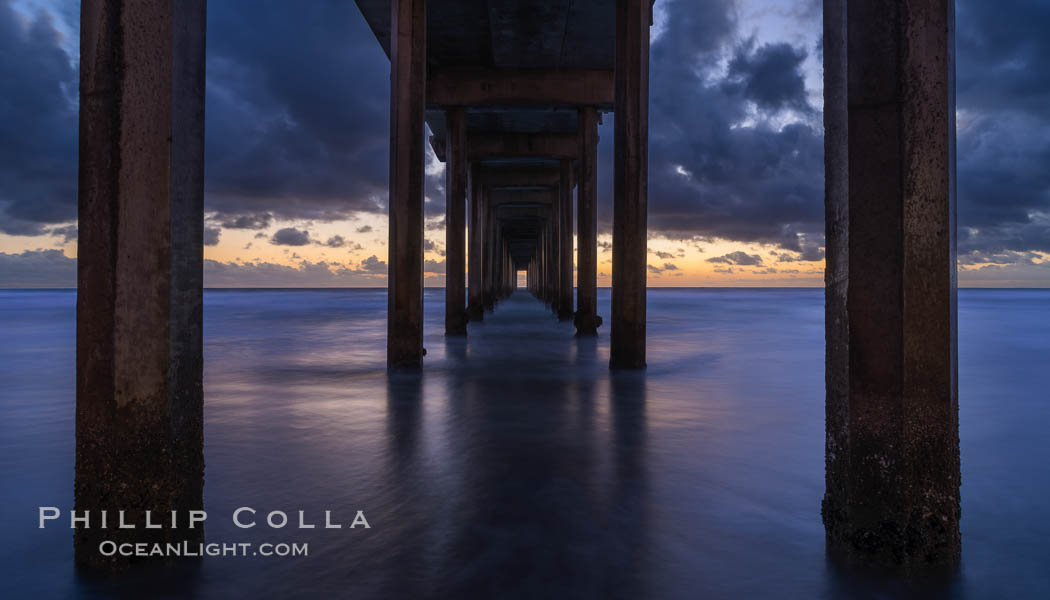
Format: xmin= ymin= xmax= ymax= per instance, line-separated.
xmin=0 ymin=288 xmax=1048 ymax=598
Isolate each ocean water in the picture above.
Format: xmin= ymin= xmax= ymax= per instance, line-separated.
xmin=0 ymin=288 xmax=1048 ymax=598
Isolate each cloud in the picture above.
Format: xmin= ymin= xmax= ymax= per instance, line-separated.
xmin=949 ymin=0 xmax=1050 ymax=262
xmin=422 ymin=238 xmax=446 ymax=256
xmin=324 ymin=235 xmax=346 ymax=248
xmin=359 ymin=255 xmax=387 ymax=274
xmin=204 ymin=259 xmax=386 ymax=287
xmin=0 ymin=3 xmax=77 ymax=236
xmin=220 ymin=213 xmax=273 ymax=230
xmin=722 ymin=39 xmax=813 ymax=114
xmin=47 ymin=224 xmax=77 ymax=243
xmin=270 ymin=228 xmax=312 ymax=246
xmin=647 ymin=262 xmax=680 ymax=274
xmin=201 ymin=1 xmax=394 ymax=226
xmin=424 ymin=259 xmax=445 ymax=274
xmin=0 ymin=0 xmax=1048 ymax=282
xmin=643 ymin=0 xmax=824 ymax=250
xmin=707 ymin=251 xmax=764 ymax=266
xmin=0 ymin=250 xmax=76 ymax=287
xmin=204 ymin=227 xmax=221 ymax=246
xmin=772 ymin=244 xmax=824 ymax=262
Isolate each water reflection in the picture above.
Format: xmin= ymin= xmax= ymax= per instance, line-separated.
xmin=3 ymin=289 xmax=1048 ymax=597
xmin=423 ymin=294 xmax=649 ymax=597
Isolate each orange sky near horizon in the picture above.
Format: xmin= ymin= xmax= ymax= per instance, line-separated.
xmin=3 ymin=212 xmax=1047 ymax=287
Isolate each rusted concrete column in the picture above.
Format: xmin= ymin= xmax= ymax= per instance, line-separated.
xmin=823 ymin=0 xmax=960 ymax=569
xmin=550 ymin=219 xmax=558 ymax=304
xmin=75 ymin=0 xmax=206 ymax=569
xmin=482 ymin=192 xmax=496 ymax=310
xmin=548 ymin=192 xmax=559 ymax=309
xmin=557 ymin=159 xmax=575 ymax=320
xmin=527 ymin=258 xmax=536 ymax=295
xmin=503 ymin=244 xmax=512 ymax=297
xmin=504 ymin=246 xmax=511 ymax=296
xmin=575 ymin=107 xmax=600 ymax=335
xmin=610 ymin=0 xmax=650 ymax=369
xmin=444 ymin=108 xmax=468 ymax=335
xmin=492 ymin=225 xmax=503 ymax=302
xmin=467 ymin=162 xmax=484 ymax=321
xmin=548 ymin=190 xmax=558 ymax=309
xmin=387 ymin=0 xmax=427 ymax=368
xmin=539 ymin=225 xmax=548 ymax=302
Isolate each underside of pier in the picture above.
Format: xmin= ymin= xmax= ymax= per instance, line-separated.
xmin=72 ymin=0 xmax=960 ymax=574
xmin=355 ymin=0 xmax=655 ymax=369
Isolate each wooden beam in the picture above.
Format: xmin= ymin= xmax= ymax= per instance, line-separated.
xmin=76 ymin=0 xmax=206 ymax=569
xmin=427 ymin=67 xmax=614 ymax=108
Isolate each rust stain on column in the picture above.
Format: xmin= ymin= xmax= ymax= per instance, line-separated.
xmin=75 ymin=0 xmax=206 ymax=569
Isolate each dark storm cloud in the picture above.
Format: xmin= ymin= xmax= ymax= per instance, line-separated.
xmin=722 ymin=39 xmax=812 ymax=114
xmin=642 ymin=0 xmax=825 ymax=251
xmin=953 ymin=0 xmax=1050 ymax=259
xmin=0 ymin=2 xmax=77 ymax=236
xmin=1 ymin=0 xmax=1048 ymax=279
xmin=203 ymin=0 xmax=393 ymax=225
xmin=957 ymin=0 xmax=1050 ymax=114
xmin=270 ymin=228 xmax=312 ymax=246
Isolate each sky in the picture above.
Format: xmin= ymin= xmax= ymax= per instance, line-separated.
xmin=0 ymin=0 xmax=1048 ymax=287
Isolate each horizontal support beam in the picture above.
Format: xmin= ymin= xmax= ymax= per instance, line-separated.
xmin=470 ymin=132 xmax=578 ymax=159
xmin=476 ymin=165 xmax=562 ymax=187
xmin=427 ymin=68 xmax=614 ymax=108
xmin=432 ymin=132 xmax=579 ymax=161
xmin=488 ymin=189 xmax=555 ymax=206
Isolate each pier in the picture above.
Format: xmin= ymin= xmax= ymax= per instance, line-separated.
xmin=74 ymin=0 xmax=959 ymax=571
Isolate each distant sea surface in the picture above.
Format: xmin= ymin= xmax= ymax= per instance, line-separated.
xmin=1 ymin=288 xmax=1048 ymax=598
